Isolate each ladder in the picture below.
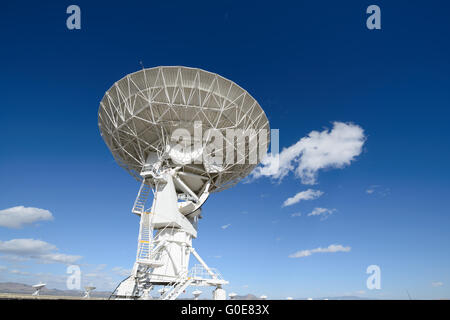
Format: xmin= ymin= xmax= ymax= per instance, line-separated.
xmin=137 ymin=240 xmax=167 ymax=267
xmin=132 ymin=180 xmax=151 ymax=215
xmin=137 ymin=218 xmax=170 ymax=266
xmin=137 ymin=212 xmax=153 ymax=261
xmin=161 ymin=275 xmax=194 ymax=300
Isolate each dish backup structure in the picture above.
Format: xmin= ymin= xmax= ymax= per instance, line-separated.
xmin=98 ymin=66 xmax=270 ymax=300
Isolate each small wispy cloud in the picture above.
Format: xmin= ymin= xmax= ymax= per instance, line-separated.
xmin=9 ymin=269 xmax=30 ymax=275
xmin=307 ymin=207 xmax=336 ymax=220
xmin=431 ymin=281 xmax=443 ymax=287
xmin=282 ymin=189 xmax=323 ymax=207
xmin=0 ymin=206 xmax=53 ymax=229
xmin=291 ymin=212 xmax=302 ymax=217
xmin=366 ymin=185 xmax=390 ymax=196
xmin=289 ymin=244 xmax=351 ymax=258
xmin=221 ymin=224 xmax=231 ymax=230
xmin=112 ymin=266 xmax=131 ymax=277
xmin=94 ymin=264 xmax=107 ymax=272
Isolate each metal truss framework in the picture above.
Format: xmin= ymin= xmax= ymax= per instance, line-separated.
xmin=98 ymin=66 xmax=270 ymax=193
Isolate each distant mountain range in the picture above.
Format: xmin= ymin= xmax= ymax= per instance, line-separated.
xmin=0 ymin=282 xmax=112 ymax=298
xmin=0 ymin=282 xmax=369 ymax=300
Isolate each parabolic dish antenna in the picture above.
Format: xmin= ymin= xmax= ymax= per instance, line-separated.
xmin=192 ymin=290 xmax=202 ymax=300
xmin=83 ymin=286 xmax=96 ymax=298
xmin=99 ymin=66 xmax=269 ymax=193
xmin=229 ymin=292 xmax=237 ymax=300
xmin=99 ymin=66 xmax=270 ymax=300
xmin=31 ymin=283 xmax=46 ymax=296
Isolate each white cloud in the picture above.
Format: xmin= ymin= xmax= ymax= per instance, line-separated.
xmin=0 ymin=238 xmax=56 ymax=255
xmin=366 ymin=185 xmax=390 ymax=196
xmin=221 ymin=224 xmax=231 ymax=230
xmin=9 ymin=269 xmax=30 ymax=275
xmin=291 ymin=212 xmax=302 ymax=217
xmin=0 ymin=239 xmax=81 ymax=265
xmin=307 ymin=207 xmax=336 ymax=220
xmin=94 ymin=264 xmax=107 ymax=272
xmin=0 ymin=255 xmax=30 ymax=263
xmin=37 ymin=253 xmax=81 ymax=265
xmin=431 ymin=281 xmax=443 ymax=287
xmin=289 ymin=244 xmax=351 ymax=258
xmin=282 ymin=189 xmax=323 ymax=207
xmin=0 ymin=206 xmax=53 ymax=228
xmin=112 ymin=266 xmax=131 ymax=277
xmin=81 ymin=271 xmax=117 ymax=290
xmin=253 ymin=122 xmax=365 ymax=184
xmin=366 ymin=188 xmax=376 ymax=194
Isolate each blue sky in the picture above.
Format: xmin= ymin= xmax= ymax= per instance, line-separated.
xmin=0 ymin=1 xmax=449 ymax=299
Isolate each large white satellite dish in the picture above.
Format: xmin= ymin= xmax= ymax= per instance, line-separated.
xmin=99 ymin=66 xmax=269 ymax=300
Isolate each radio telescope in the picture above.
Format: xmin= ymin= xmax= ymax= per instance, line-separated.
xmin=99 ymin=66 xmax=269 ymax=300
xmin=83 ymin=286 xmax=96 ymax=298
xmin=229 ymin=292 xmax=237 ymax=300
xmin=31 ymin=283 xmax=46 ymax=296
xmin=192 ymin=290 xmax=202 ymax=300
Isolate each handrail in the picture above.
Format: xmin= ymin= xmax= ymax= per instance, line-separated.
xmin=188 ymin=264 xmax=223 ymax=281
xmin=109 ymin=275 xmax=132 ymax=300
xmin=160 ymin=270 xmax=189 ymax=300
